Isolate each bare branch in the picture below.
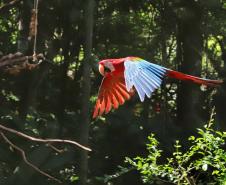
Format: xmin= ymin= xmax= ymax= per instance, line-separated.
xmin=0 ymin=124 xmax=91 ymax=151
xmin=0 ymin=52 xmax=43 ymax=68
xmin=0 ymin=52 xmax=56 ymax=75
xmin=47 ymin=143 xmax=65 ymax=154
xmin=0 ymin=132 xmax=62 ymax=183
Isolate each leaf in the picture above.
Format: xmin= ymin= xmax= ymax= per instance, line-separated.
xmin=189 ymin=136 xmax=195 ymax=141
xmin=212 ymin=170 xmax=219 ymax=175
xmin=202 ymin=164 xmax=208 ymax=171
xmin=70 ymin=176 xmax=79 ymax=182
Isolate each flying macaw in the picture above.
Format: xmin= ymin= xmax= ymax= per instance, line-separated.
xmin=93 ymin=57 xmax=223 ymax=118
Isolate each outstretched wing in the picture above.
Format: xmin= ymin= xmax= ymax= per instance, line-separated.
xmin=93 ymin=71 xmax=133 ymax=118
xmin=124 ymin=57 xmax=166 ymax=102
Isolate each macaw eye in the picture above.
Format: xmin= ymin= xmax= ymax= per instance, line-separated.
xmin=104 ymin=66 xmax=111 ymax=73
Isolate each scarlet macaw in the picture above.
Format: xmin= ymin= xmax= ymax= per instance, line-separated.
xmin=93 ymin=57 xmax=223 ymax=118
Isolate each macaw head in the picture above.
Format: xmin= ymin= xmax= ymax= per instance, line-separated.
xmin=98 ymin=59 xmax=116 ymax=76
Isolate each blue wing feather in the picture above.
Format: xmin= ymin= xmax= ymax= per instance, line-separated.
xmin=144 ymin=70 xmax=162 ymax=86
xmin=140 ymin=71 xmax=157 ymax=90
xmin=124 ymin=57 xmax=166 ymax=102
xmin=133 ymin=77 xmax=146 ymax=101
xmin=136 ymin=75 xmax=152 ymax=98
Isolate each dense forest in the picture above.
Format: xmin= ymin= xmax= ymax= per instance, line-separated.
xmin=0 ymin=0 xmax=226 ymax=185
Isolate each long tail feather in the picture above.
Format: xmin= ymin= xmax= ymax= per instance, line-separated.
xmin=166 ymin=69 xmax=223 ymax=86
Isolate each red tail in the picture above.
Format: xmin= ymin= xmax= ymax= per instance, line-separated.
xmin=166 ymin=69 xmax=223 ymax=86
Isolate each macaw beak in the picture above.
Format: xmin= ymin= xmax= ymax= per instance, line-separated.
xmin=99 ymin=64 xmax=105 ymax=76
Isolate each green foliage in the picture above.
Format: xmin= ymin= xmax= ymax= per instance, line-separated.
xmin=1 ymin=0 xmax=226 ymax=184
xmin=96 ymin=165 xmax=132 ymax=183
xmin=126 ymin=119 xmax=226 ymax=184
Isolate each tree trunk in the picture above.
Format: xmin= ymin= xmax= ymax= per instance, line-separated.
xmin=78 ymin=0 xmax=95 ymax=185
xmin=17 ymin=0 xmax=33 ymax=120
xmin=176 ymin=1 xmax=203 ymax=131
xmin=214 ymin=39 xmax=226 ymax=130
xmin=17 ymin=0 xmax=31 ymax=53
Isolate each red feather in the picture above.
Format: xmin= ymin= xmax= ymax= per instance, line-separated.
xmin=93 ymin=71 xmax=133 ymax=118
xmin=166 ymin=69 xmax=223 ymax=86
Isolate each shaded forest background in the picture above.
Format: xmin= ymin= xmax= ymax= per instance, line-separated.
xmin=0 ymin=0 xmax=226 ymax=185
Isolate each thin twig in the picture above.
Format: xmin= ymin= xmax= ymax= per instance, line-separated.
xmin=47 ymin=143 xmax=64 ymax=153
xmin=0 ymin=124 xmax=91 ymax=151
xmin=207 ymin=107 xmax=216 ymax=128
xmin=0 ymin=132 xmax=62 ymax=183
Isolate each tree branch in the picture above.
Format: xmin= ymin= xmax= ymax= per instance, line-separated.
xmin=0 ymin=52 xmax=44 ymax=68
xmin=0 ymin=52 xmax=56 ymax=75
xmin=0 ymin=124 xmax=91 ymax=151
xmin=47 ymin=143 xmax=65 ymax=153
xmin=0 ymin=132 xmax=62 ymax=183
